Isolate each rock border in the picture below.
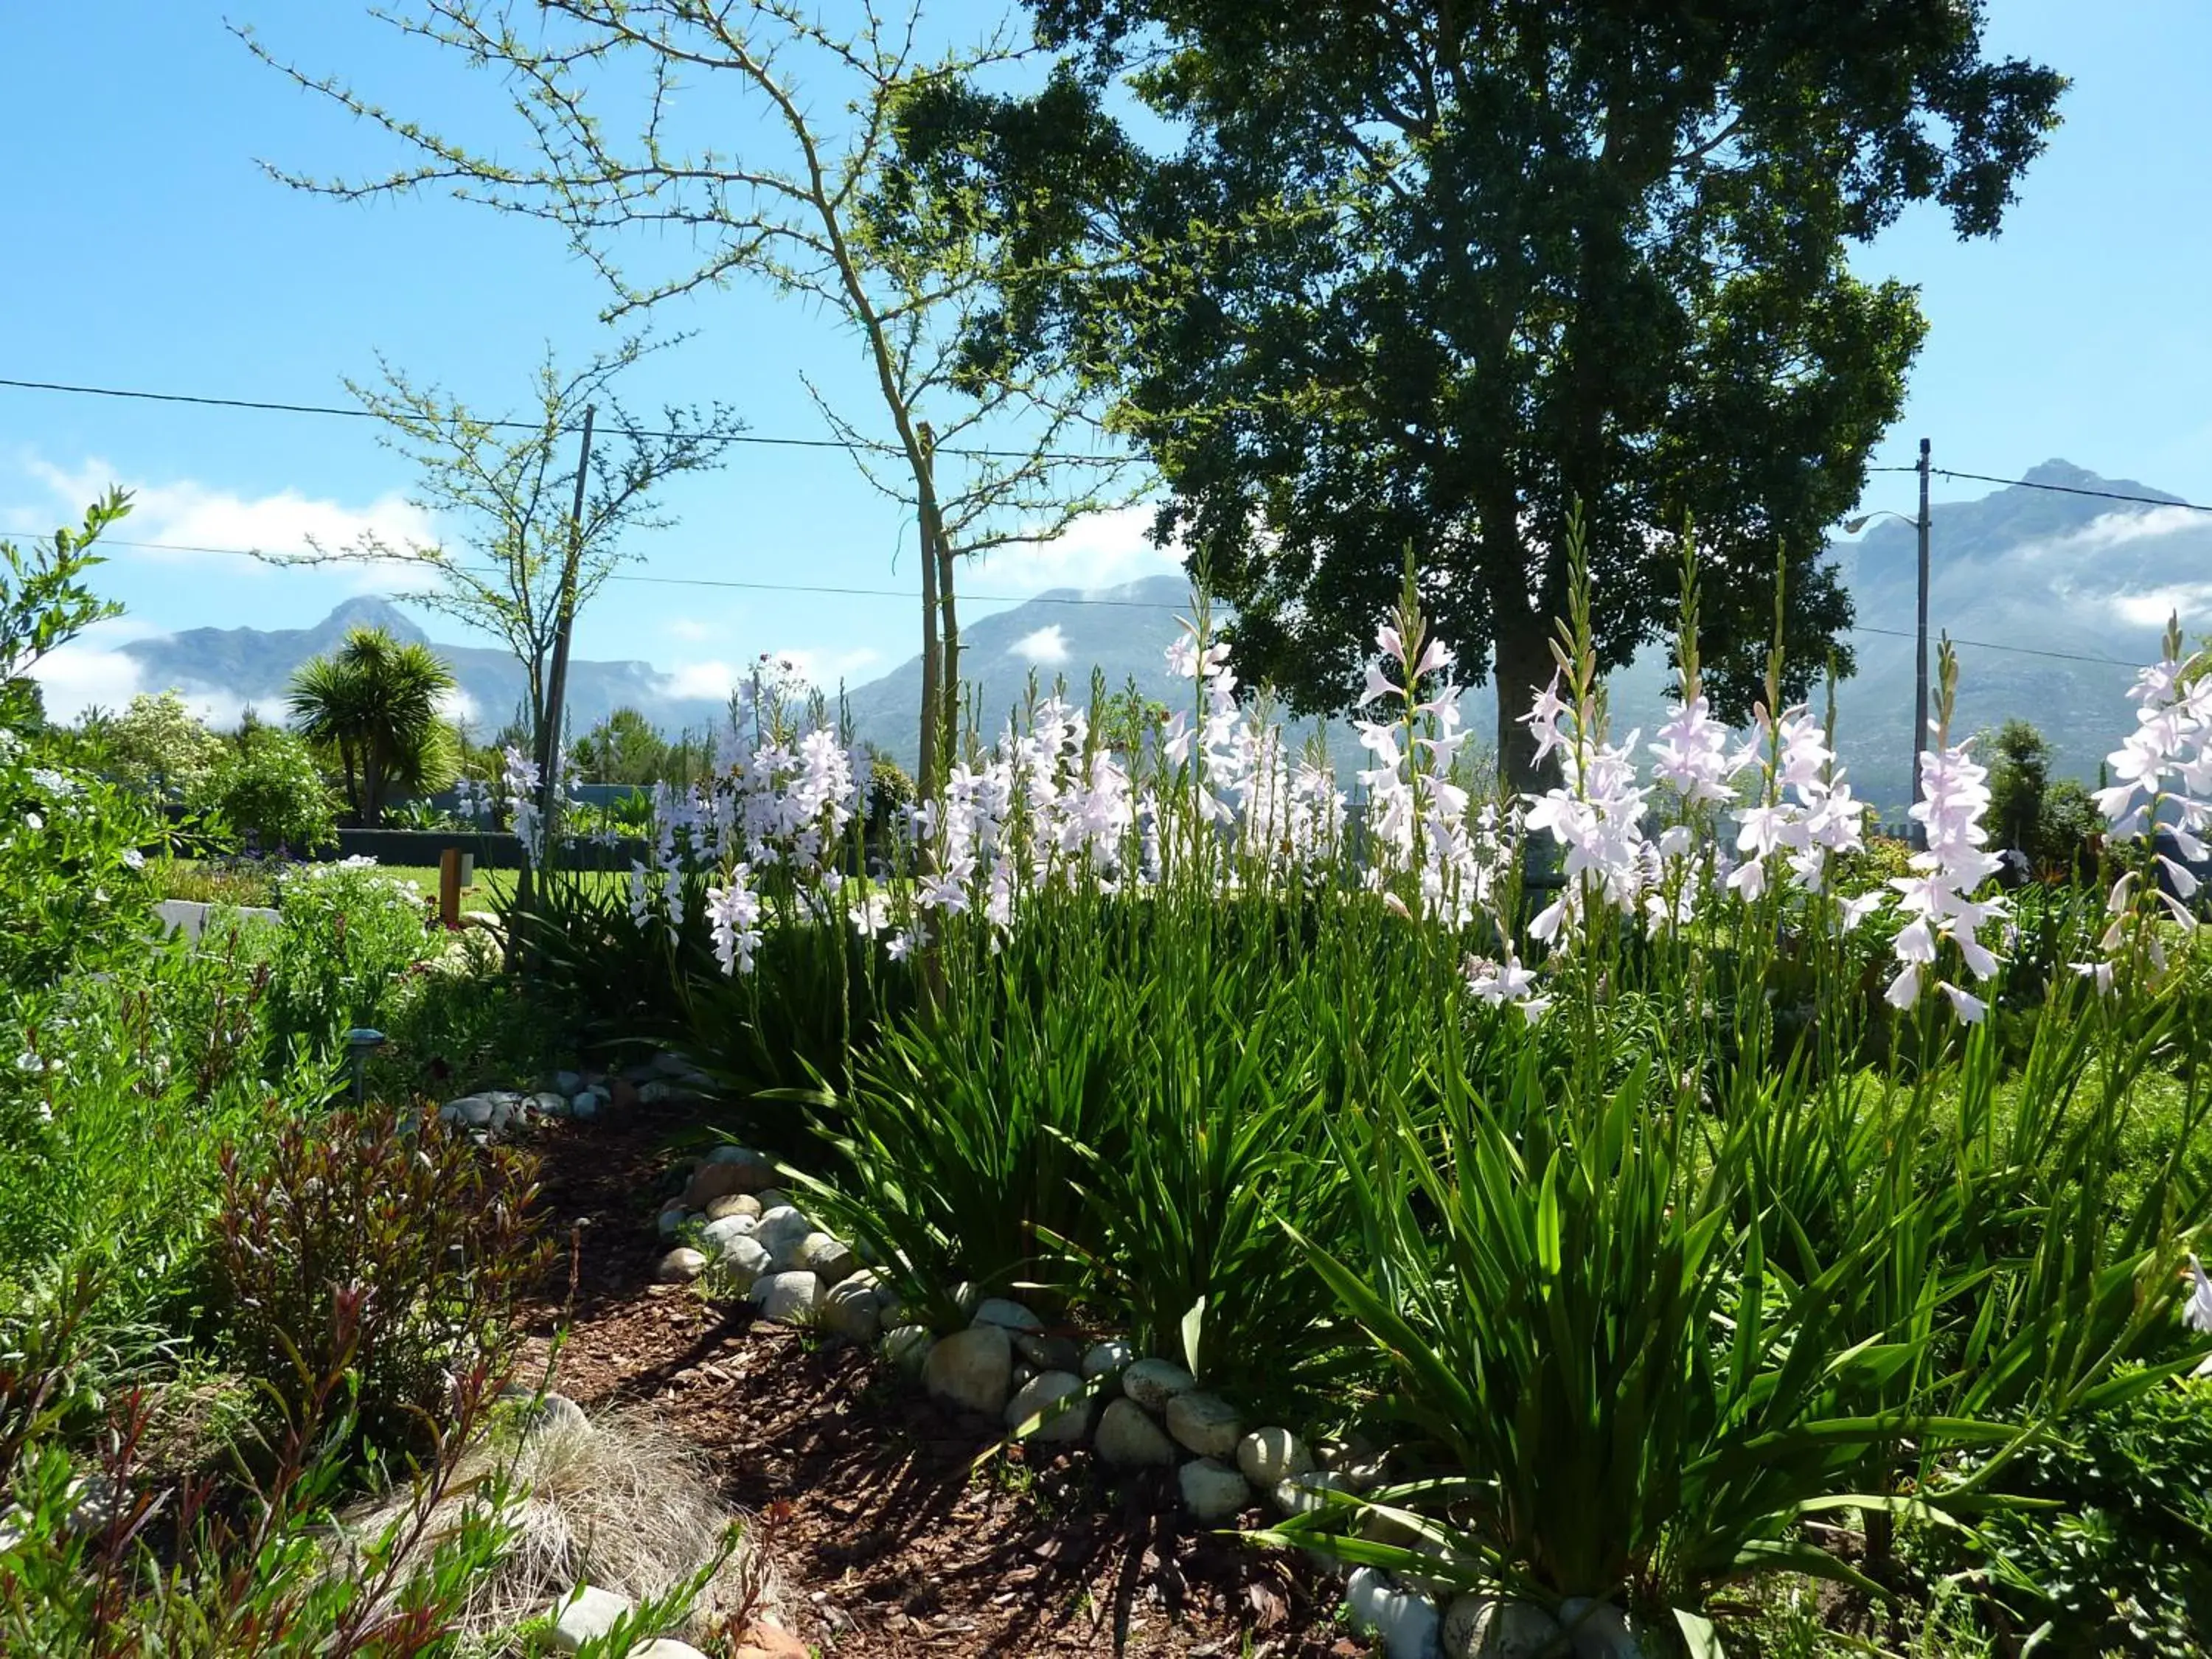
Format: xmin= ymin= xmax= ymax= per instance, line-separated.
xmin=643 ymin=1132 xmax=1650 ymax=1659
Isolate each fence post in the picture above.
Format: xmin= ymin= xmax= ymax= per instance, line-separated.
xmin=439 ymin=846 xmax=464 ymax=931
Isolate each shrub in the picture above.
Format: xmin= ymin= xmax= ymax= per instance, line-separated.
xmin=102 ymin=689 xmax=225 ymax=799
xmin=211 ymin=1107 xmax=549 ymax=1462
xmin=0 ymin=1334 xmax=521 ymax=1657
xmin=191 ymin=726 xmax=338 ymax=853
xmin=0 ymin=931 xmax=278 ymax=1377
xmin=1960 ymin=1374 xmax=2212 ymax=1656
xmin=263 ymin=859 xmax=433 ymax=1063
xmin=367 ymin=930 xmax=571 ymax=1102
xmin=0 ymin=735 xmax=161 ymax=995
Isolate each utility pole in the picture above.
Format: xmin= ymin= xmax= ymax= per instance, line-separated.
xmin=1912 ymin=436 xmax=1931 ymax=850
xmin=536 ymin=404 xmax=597 ymax=855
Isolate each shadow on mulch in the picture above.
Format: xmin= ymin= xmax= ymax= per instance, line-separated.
xmin=512 ymin=1107 xmax=1366 ymax=1658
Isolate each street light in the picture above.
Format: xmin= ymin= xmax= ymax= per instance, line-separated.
xmin=1840 ymin=437 xmax=1933 ymax=847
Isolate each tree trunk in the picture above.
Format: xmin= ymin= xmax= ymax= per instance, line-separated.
xmin=1492 ymin=621 xmax=1555 ymax=799
xmin=936 ymin=526 xmax=959 ymax=771
xmin=916 ymin=423 xmax=943 ymax=798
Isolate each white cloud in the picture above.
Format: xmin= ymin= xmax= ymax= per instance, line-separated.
xmin=20 ymin=455 xmax=434 ymax=574
xmin=31 ymin=642 xmax=143 ymax=722
xmin=770 ymin=646 xmax=884 ymax=690
xmin=2014 ymin=504 xmax=2204 ymax=563
xmin=656 ymin=660 xmax=742 ymax=701
xmin=968 ymin=504 xmax=1184 ymax=596
xmin=2110 ymin=582 xmax=2212 ymax=630
xmin=1009 ymin=624 xmax=1071 ymax=666
xmin=667 ymin=616 xmax=719 ymax=643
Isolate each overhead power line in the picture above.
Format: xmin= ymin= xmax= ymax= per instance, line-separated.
xmin=1867 ymin=463 xmax=2212 ymax=515
xmin=9 ymin=371 xmax=2205 ymax=508
xmin=51 ymin=532 xmax=2149 ymax=664
xmin=0 ymin=375 xmax=1133 ymax=466
xmin=1847 ymin=623 xmax=2138 ymax=669
xmin=36 ymin=532 xmax=1188 ymax=610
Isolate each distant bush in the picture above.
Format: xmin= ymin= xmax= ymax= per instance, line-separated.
xmin=191 ymin=727 xmax=338 ymax=854
xmin=264 ymin=860 xmax=432 ymax=1063
xmin=102 ymin=689 xmax=226 ymax=799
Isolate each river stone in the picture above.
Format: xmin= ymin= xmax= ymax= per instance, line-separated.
xmin=1557 ymin=1598 xmax=1642 ymax=1659
xmin=525 ymin=1392 xmax=592 ymax=1440
xmin=655 ymin=1200 xmax=690 ymax=1241
xmin=1094 ymin=1397 xmax=1178 ymax=1467
xmin=790 ymin=1231 xmax=857 ymax=1284
xmin=1444 ymin=1596 xmax=1562 ymax=1659
xmin=633 ymin=1644 xmax=711 ymax=1659
xmin=751 ymin=1206 xmax=813 ymax=1262
xmin=883 ymin=1324 xmax=936 ymax=1377
xmin=681 ymin=1158 xmax=776 ymax=1210
xmin=752 ymin=1270 xmax=821 ymax=1324
xmin=1237 ymin=1426 xmax=1315 ymax=1488
xmin=1015 ymin=1332 xmax=1082 ymax=1371
xmin=971 ymin=1296 xmax=1042 ymax=1332
xmin=550 ymin=1584 xmax=633 ymax=1652
xmin=532 ymin=1091 xmax=568 ymax=1116
xmin=711 ymin=1234 xmax=772 ymax=1292
xmin=821 ymin=1273 xmax=887 ymax=1342
xmin=1081 ymin=1340 xmax=1134 ymax=1386
xmin=700 ymin=1214 xmax=760 ymax=1255
xmin=706 ymin=1192 xmax=762 ymax=1222
xmin=754 ymin=1187 xmax=795 ymax=1212
xmin=1004 ymin=1369 xmax=1091 ymax=1444
xmin=571 ymin=1091 xmax=599 ymax=1120
xmin=442 ymin=1096 xmax=495 ymax=1128
xmin=554 ymin=1069 xmax=584 ymax=1096
xmin=653 ymin=1050 xmax=692 ymax=1077
xmin=1164 ymin=1390 xmax=1241 ymax=1457
xmin=1121 ymin=1357 xmax=1196 ymax=1413
xmin=656 ymin=1247 xmax=707 ymax=1283
xmin=922 ymin=1323 xmax=1014 ymax=1414
xmin=1178 ymin=1456 xmax=1253 ymax=1521
xmin=1273 ymin=1469 xmax=1352 ymax=1516
xmin=1346 ymin=1566 xmax=1441 ymax=1659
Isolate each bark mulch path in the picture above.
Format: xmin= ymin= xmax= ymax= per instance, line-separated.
xmin=515 ymin=1105 xmax=1366 ymax=1659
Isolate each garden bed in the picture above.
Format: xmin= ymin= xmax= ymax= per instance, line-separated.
xmin=515 ymin=1099 xmax=1357 ymax=1658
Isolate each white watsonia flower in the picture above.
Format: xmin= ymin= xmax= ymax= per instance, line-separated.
xmin=2185 ymin=1256 xmax=2212 ymax=1335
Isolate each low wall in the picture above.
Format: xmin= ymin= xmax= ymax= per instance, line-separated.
xmin=330 ymin=829 xmax=652 ymax=872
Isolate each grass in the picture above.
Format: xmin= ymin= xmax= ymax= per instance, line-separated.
xmin=151 ymin=860 xmax=630 ymax=915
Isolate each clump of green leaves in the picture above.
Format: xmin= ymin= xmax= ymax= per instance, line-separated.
xmin=190 ymin=724 xmax=339 ymax=855
xmin=262 ymin=860 xmax=433 ymax=1063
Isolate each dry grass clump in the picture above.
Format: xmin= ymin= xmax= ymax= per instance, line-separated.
xmin=341 ymin=1399 xmax=774 ymax=1647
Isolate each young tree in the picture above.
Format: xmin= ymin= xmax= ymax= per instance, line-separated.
xmin=1984 ymin=718 xmax=2054 ymax=855
xmin=279 ymin=339 xmax=743 ymax=782
xmin=573 ymin=706 xmax=671 ymax=787
xmin=288 ymin=626 xmax=459 ymax=826
xmin=243 ymin=1 xmax=1144 ymax=795
xmin=918 ymin=2 xmax=2065 ymax=788
xmin=0 ymin=490 xmax=128 ymax=731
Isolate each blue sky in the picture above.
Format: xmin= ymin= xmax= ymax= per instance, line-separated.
xmin=3 ymin=1 xmax=2206 ymax=722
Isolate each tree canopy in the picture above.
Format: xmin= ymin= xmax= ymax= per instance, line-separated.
xmin=909 ymin=1 xmax=2065 ymax=784
xmin=288 ymin=625 xmax=459 ymax=826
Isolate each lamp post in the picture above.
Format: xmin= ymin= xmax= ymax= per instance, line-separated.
xmin=344 ymin=1027 xmax=386 ymax=1109
xmin=1843 ymin=437 xmax=1933 ymax=847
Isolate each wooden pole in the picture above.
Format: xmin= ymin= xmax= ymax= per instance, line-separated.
xmin=438 ymin=845 xmax=463 ymax=931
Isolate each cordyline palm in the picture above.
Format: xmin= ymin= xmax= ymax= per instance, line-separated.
xmin=288 ymin=626 xmax=456 ymax=826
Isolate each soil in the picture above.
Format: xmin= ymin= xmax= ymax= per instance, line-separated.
xmin=517 ymin=1102 xmax=1365 ymax=1659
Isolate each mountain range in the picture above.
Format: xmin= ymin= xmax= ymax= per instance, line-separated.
xmin=115 ymin=461 xmax=2200 ymax=813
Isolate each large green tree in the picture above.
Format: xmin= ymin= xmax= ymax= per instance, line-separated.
xmin=287 ymin=626 xmax=459 ymax=827
xmin=916 ymin=1 xmax=2065 ymax=786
